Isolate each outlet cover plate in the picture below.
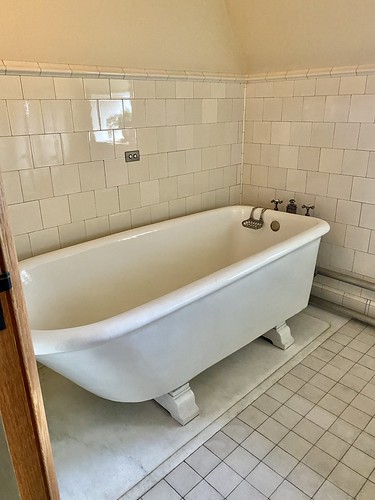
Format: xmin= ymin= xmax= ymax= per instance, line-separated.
xmin=125 ymin=150 xmax=140 ymax=162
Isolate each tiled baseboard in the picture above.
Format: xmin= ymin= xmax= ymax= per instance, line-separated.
xmin=312 ymin=275 xmax=375 ymax=319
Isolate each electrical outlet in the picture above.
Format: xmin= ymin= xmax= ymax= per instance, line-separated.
xmin=125 ymin=150 xmax=140 ymax=162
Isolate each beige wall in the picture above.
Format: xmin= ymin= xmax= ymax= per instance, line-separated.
xmin=227 ymin=0 xmax=375 ymax=73
xmin=0 ymin=0 xmax=245 ymax=73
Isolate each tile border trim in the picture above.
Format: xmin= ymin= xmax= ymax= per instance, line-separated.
xmin=3 ymin=60 xmax=375 ymax=82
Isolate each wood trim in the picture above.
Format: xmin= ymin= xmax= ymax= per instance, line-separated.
xmin=0 ymin=177 xmax=59 ymax=499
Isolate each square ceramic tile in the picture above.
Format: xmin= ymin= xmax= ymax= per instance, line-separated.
xmin=238 ymin=406 xmax=268 ymax=429
xmin=227 ymin=480 xmax=266 ymax=500
xmin=340 ymin=373 xmax=367 ymax=392
xmin=340 ymin=405 xmax=371 ymax=429
xmin=293 ymin=418 xmax=325 ymax=444
xmin=317 ymin=394 xmax=348 ymax=416
xmin=313 ymin=480 xmax=352 ymax=500
xmin=272 ymin=405 xmax=303 ymax=429
xmin=351 ymin=394 xmax=375 ymax=416
xmin=353 ymin=432 xmax=375 ymax=459
xmin=329 ymin=383 xmax=358 ymax=404
xmin=257 ymin=417 xmax=289 ymax=444
xmin=302 ymin=446 xmax=338 ymax=477
xmin=289 ymin=364 xmax=316 ymax=382
xmin=320 ymin=363 xmax=346 ymax=381
xmin=286 ymin=394 xmax=315 ymax=416
xmin=270 ymin=480 xmax=309 ymax=500
xmin=142 ymin=480 xmax=181 ymax=500
xmin=246 ymin=462 xmax=283 ymax=497
xmin=224 ymin=446 xmax=259 ymax=477
xmin=266 ymin=383 xmax=294 ymax=403
xmin=362 ymin=383 xmax=375 ymax=401
xmin=253 ymin=394 xmax=281 ymax=415
xmin=309 ymin=373 xmax=336 ymax=392
xmin=205 ymin=462 xmax=242 ymax=497
xmin=316 ymin=431 xmax=350 ymax=460
xmin=205 ymin=432 xmax=237 ymax=460
xmin=165 ymin=462 xmax=201 ymax=497
xmin=221 ymin=418 xmax=253 ymax=444
xmin=342 ymin=446 xmax=375 ymax=477
xmin=328 ymin=463 xmax=366 ymax=497
xmin=349 ymin=365 xmax=374 ymax=382
xmin=184 ymin=480 xmax=223 ymax=500
xmin=242 ymin=431 xmax=275 ymax=460
xmin=301 ymin=355 xmax=326 ymax=372
xmin=329 ymin=418 xmax=362 ymax=444
xmin=279 ymin=431 xmax=312 ymax=460
xmin=263 ymin=446 xmax=298 ymax=477
xmin=287 ymin=462 xmax=324 ymax=497
xmin=357 ymin=480 xmax=375 ymax=500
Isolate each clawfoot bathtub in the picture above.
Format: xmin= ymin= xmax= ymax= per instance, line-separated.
xmin=20 ymin=206 xmax=329 ymax=424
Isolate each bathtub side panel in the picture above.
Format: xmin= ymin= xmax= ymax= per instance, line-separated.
xmin=38 ymin=239 xmax=320 ymax=402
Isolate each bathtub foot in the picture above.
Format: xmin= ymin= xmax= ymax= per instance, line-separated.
xmin=263 ymin=321 xmax=295 ymax=350
xmin=155 ymin=383 xmax=199 ymax=425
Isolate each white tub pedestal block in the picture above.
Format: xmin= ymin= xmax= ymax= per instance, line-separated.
xmin=263 ymin=321 xmax=295 ymax=350
xmin=155 ymin=383 xmax=199 ymax=425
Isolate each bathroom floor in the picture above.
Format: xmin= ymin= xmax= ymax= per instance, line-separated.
xmin=140 ymin=318 xmax=375 ymax=500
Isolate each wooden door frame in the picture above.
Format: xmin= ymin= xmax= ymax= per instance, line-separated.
xmin=0 ymin=177 xmax=59 ymax=499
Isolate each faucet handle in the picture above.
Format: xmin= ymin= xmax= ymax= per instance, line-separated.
xmin=271 ymin=199 xmax=283 ymax=211
xmin=302 ymin=204 xmax=315 ymax=216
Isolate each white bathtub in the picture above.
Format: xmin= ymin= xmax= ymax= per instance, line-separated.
xmin=20 ymin=206 xmax=329 ymax=424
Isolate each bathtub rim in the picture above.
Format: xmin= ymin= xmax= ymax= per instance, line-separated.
xmin=20 ymin=206 xmax=330 ymax=355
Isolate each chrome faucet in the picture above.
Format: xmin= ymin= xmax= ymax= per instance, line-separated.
xmin=302 ymin=204 xmax=315 ymax=216
xmin=271 ymin=199 xmax=283 ymax=211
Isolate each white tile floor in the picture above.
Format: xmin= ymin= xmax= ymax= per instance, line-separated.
xmin=141 ymin=320 xmax=375 ymax=499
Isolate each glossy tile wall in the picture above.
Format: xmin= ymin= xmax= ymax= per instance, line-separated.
xmin=243 ymin=72 xmax=375 ymax=284
xmin=0 ymin=74 xmax=243 ymax=259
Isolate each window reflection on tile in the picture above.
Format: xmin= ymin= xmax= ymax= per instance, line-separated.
xmin=83 ymin=79 xmax=110 ymax=99
xmin=0 ymin=136 xmax=33 ymax=170
xmin=114 ymin=128 xmax=137 ymax=158
xmin=99 ymin=100 xmax=124 ymax=130
xmin=110 ymin=79 xmax=133 ymax=99
xmin=89 ymin=130 xmax=115 ymax=160
xmin=7 ymin=100 xmax=44 ymax=135
xmin=72 ymin=100 xmax=100 ymax=131
xmin=31 ymin=134 xmax=63 ymax=167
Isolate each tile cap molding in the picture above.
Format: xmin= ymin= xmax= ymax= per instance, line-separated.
xmin=2 ymin=59 xmax=375 ymax=82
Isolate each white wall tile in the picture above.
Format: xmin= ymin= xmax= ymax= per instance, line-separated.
xmin=342 ymin=150 xmax=369 ymax=176
xmin=327 ymin=174 xmax=352 ymax=199
xmin=324 ymin=96 xmax=350 ymax=122
xmin=0 ymin=100 xmax=10 ymax=136
xmin=133 ymin=80 xmax=155 ymax=99
xmin=114 ymin=128 xmax=137 ymax=158
xmin=340 ymin=76 xmax=367 ymax=95
xmin=351 ymin=176 xmax=375 ymax=203
xmin=253 ymin=122 xmax=271 ymax=144
xmin=310 ymin=123 xmax=334 ymax=148
xmin=61 ymin=132 xmax=90 ymax=163
xmin=14 ymin=234 xmax=32 ymax=260
xmin=110 ymin=79 xmax=133 ymax=99
xmin=260 ymin=144 xmax=279 ymax=167
xmin=353 ymin=251 xmax=375 ymax=278
xmin=108 ymin=211 xmax=131 ymax=233
xmin=282 ymin=97 xmax=303 ymax=121
xmin=41 ymin=100 xmax=73 ymax=133
xmin=145 ymin=99 xmax=166 ymax=127
xmin=71 ymin=100 xmax=100 ymax=131
xmin=95 ymin=187 xmax=119 ymax=215
xmin=286 ymin=169 xmax=307 ymax=192
xmin=79 ymin=160 xmax=106 ymax=191
xmin=128 ymin=156 xmax=149 ymax=183
xmin=137 ymin=127 xmax=158 ymax=154
xmin=279 ymin=145 xmax=299 ymax=169
xmin=271 ymin=122 xmax=290 ymax=145
xmin=31 ymin=134 xmax=63 ymax=167
xmin=345 ymin=226 xmax=370 ymax=252
xmin=176 ymin=125 xmax=194 ymax=150
xmin=7 ymin=100 xmax=44 ymax=135
xmin=29 ymin=227 xmax=60 ymax=256
xmin=2 ymin=171 xmax=23 ymax=204
xmin=118 ymin=184 xmax=141 ymax=210
xmin=89 ymin=130 xmax=115 ymax=160
xmin=263 ymin=98 xmax=282 ymax=121
xmin=348 ymin=95 xmax=375 ymax=123
xmin=54 ymin=77 xmax=84 ymax=99
xmin=40 ymin=195 xmax=71 ymax=228
xmin=290 ymin=123 xmax=312 ymax=146
xmin=176 ymin=81 xmax=193 ymax=99
xmin=273 ymin=80 xmax=294 ymax=97
xmin=358 ymin=124 xmax=375 ymax=150
xmin=302 ymin=96 xmax=326 ymax=121
xmin=294 ymin=79 xmax=316 ymax=97
xmin=0 ymin=136 xmax=33 ymax=171
xmin=51 ymin=164 xmax=81 ymax=195
xmin=98 ymin=100 xmax=124 ymax=130
xmin=166 ymin=99 xmax=185 ymax=126
xmin=20 ymin=167 xmax=53 ymax=201
xmin=333 ymin=123 xmax=360 ymax=149
xmin=104 ymin=157 xmax=128 ymax=187
xmin=319 ymin=148 xmax=344 ymax=173
xmin=298 ymin=147 xmax=320 ymax=171
xmin=185 ymin=99 xmax=202 ymax=124
xmin=85 ymin=216 xmax=110 ymax=239
xmin=336 ymin=200 xmax=361 ymax=225
xmin=316 ymin=77 xmax=340 ymax=96
xmin=69 ymin=191 xmax=96 ymax=221
xmin=155 ymin=81 xmax=175 ymax=99
xmin=156 ymin=126 xmax=177 ymax=153
xmin=306 ymin=171 xmax=329 ymax=196
xmin=0 ymin=75 xmax=23 ymax=99
xmin=21 ymin=76 xmax=55 ymax=99
xmin=83 ymin=79 xmax=110 ymax=99
xmin=360 ymin=204 xmax=375 ymax=230
xmin=202 ymin=99 xmax=218 ymax=123
xmin=58 ymin=221 xmax=86 ymax=247
xmin=246 ymin=98 xmax=263 ymax=121
xmin=193 ymin=82 xmax=211 ymax=98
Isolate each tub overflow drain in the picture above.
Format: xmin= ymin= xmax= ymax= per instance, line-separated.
xmin=270 ymin=221 xmax=280 ymax=232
